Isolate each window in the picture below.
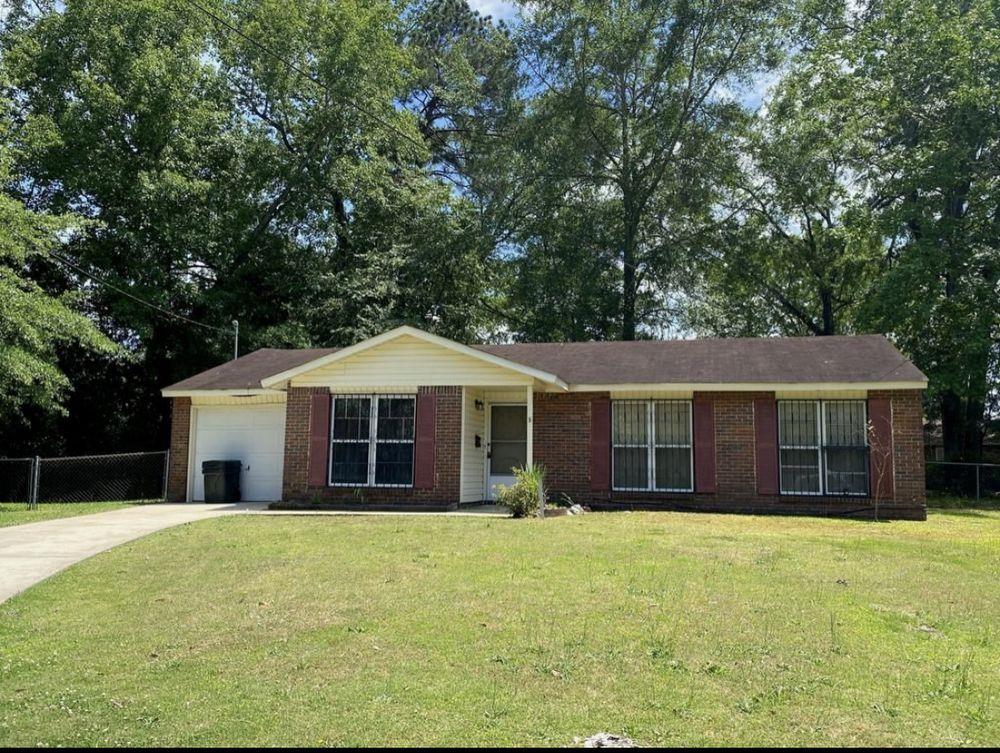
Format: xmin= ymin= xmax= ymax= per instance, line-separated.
xmin=329 ymin=395 xmax=415 ymax=487
xmin=612 ymin=400 xmax=693 ymax=492
xmin=778 ymin=400 xmax=868 ymax=496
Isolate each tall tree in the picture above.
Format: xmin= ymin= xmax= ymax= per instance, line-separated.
xmin=515 ymin=0 xmax=786 ymax=340
xmin=1 ymin=0 xmax=496 ymax=452
xmin=688 ymin=63 xmax=882 ymax=337
xmin=0 ymin=76 xmax=112 ymax=433
xmin=810 ymin=0 xmax=999 ymax=459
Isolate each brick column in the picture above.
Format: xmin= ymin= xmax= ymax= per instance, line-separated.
xmin=166 ymin=397 xmax=191 ymax=502
xmin=283 ymin=386 xmax=326 ymax=499
xmin=871 ymin=389 xmax=925 ymax=505
xmin=704 ymin=391 xmax=772 ymax=501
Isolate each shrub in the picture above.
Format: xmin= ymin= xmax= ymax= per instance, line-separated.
xmin=495 ymin=464 xmax=546 ymax=518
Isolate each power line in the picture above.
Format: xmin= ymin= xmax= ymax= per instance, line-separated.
xmin=47 ymin=251 xmax=232 ymax=335
xmin=177 ymin=0 xmax=429 ymax=154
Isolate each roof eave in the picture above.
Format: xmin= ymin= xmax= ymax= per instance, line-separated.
xmin=564 ymin=380 xmax=928 ymax=392
xmin=161 ymin=387 xmax=283 ymax=398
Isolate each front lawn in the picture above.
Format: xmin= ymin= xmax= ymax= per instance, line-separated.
xmin=0 ymin=501 xmax=138 ymax=528
xmin=1 ymin=510 xmax=997 ymax=746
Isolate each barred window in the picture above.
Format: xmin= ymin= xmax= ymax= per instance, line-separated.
xmin=612 ymin=400 xmax=693 ymax=492
xmin=778 ymin=400 xmax=868 ymax=496
xmin=330 ymin=395 xmax=415 ymax=487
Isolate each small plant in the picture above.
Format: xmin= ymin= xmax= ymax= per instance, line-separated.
xmin=495 ymin=463 xmax=546 ymax=518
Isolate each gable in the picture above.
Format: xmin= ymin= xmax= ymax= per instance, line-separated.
xmin=289 ymin=334 xmax=537 ymax=388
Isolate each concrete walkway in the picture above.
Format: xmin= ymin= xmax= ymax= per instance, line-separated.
xmin=0 ymin=502 xmax=509 ymax=604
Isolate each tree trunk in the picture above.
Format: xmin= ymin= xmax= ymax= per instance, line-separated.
xmin=820 ymin=289 xmax=835 ymax=335
xmin=621 ymin=210 xmax=638 ymax=341
xmin=941 ymin=391 xmax=966 ymax=462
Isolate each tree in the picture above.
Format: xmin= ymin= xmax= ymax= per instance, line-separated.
xmin=1 ymin=0 xmax=497 ymax=452
xmin=0 ymin=78 xmax=112 ymax=429
xmin=514 ymin=0 xmax=787 ymax=340
xmin=805 ymin=0 xmax=1000 ymax=459
xmin=688 ymin=61 xmax=882 ymax=337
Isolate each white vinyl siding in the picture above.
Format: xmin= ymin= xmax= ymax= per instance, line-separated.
xmin=292 ymin=335 xmax=534 ymax=388
xmin=461 ymin=388 xmax=487 ymax=503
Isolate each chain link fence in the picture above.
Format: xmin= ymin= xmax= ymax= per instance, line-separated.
xmin=926 ymin=461 xmax=1000 ymax=501
xmin=0 ymin=451 xmax=168 ymax=508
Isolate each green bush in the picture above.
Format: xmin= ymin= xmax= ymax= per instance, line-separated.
xmin=495 ymin=464 xmax=546 ymax=518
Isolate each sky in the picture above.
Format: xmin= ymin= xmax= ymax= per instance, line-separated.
xmin=468 ymin=0 xmax=519 ymax=21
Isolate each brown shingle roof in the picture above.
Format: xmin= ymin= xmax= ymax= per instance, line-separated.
xmin=164 ymin=347 xmax=338 ymax=392
xmin=474 ymin=335 xmax=926 ymax=385
xmin=163 ymin=334 xmax=925 ymax=392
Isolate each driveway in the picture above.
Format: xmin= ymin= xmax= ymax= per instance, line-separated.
xmin=0 ymin=502 xmax=265 ymax=604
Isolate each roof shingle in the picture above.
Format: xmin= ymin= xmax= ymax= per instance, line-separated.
xmin=162 ymin=334 xmax=925 ymax=392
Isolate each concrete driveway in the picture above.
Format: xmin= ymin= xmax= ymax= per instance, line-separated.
xmin=0 ymin=502 xmax=265 ymax=604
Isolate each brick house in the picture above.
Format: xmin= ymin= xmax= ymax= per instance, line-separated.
xmin=162 ymin=326 xmax=928 ymax=519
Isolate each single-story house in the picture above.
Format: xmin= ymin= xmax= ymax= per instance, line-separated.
xmin=162 ymin=326 xmax=929 ymax=519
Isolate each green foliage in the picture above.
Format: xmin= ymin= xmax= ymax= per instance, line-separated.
xmin=509 ymin=0 xmax=788 ymax=339
xmin=0 ymin=76 xmax=113 ymax=421
xmin=0 ymin=0 xmax=499 ymax=452
xmin=688 ymin=61 xmax=882 ymax=337
xmin=495 ymin=463 xmax=545 ymax=518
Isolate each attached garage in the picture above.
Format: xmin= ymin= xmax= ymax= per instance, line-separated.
xmin=188 ymin=402 xmax=286 ymax=502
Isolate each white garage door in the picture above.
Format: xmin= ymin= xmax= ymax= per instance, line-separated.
xmin=191 ymin=404 xmax=286 ymax=502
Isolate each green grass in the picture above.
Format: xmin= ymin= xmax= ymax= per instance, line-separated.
xmin=1 ymin=509 xmax=998 ymax=747
xmin=0 ymin=501 xmax=139 ymax=528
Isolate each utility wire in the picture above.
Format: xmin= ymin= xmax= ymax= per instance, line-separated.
xmin=177 ymin=0 xmax=429 ymax=154
xmin=47 ymin=251 xmax=232 ymax=335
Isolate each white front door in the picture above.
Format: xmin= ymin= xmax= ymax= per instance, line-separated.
xmin=487 ymin=404 xmax=527 ymax=500
xmin=191 ymin=404 xmax=286 ymax=502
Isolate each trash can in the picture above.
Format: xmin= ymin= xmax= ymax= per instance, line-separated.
xmin=202 ymin=460 xmax=242 ymax=502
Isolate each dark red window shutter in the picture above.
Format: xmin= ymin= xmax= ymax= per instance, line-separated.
xmin=693 ymin=397 xmax=716 ymax=493
xmin=308 ymin=392 xmax=331 ymax=486
xmin=868 ymin=397 xmax=894 ymax=500
xmin=413 ymin=392 xmax=437 ymax=489
xmin=590 ymin=397 xmax=611 ymax=491
xmin=753 ymin=397 xmax=779 ymax=495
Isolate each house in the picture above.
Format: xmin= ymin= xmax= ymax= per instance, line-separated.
xmin=161 ymin=326 xmax=929 ymax=519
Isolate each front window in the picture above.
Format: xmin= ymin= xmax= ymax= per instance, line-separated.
xmin=778 ymin=400 xmax=868 ymax=496
xmin=612 ymin=400 xmax=693 ymax=492
xmin=330 ymin=395 xmax=415 ymax=487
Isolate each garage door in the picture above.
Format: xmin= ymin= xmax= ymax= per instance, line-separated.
xmin=191 ymin=404 xmax=286 ymax=502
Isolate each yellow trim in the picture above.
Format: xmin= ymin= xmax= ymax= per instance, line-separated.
xmin=562 ymin=381 xmax=926 ymax=393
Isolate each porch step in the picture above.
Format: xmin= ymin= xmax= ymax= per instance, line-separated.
xmin=269 ymin=500 xmax=459 ymax=513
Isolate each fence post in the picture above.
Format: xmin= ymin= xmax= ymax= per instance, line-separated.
xmin=975 ymin=464 xmax=980 ymax=501
xmin=162 ymin=449 xmax=170 ymax=503
xmin=29 ymin=456 xmax=40 ymax=510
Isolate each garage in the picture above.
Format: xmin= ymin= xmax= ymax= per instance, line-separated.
xmin=189 ymin=403 xmax=286 ymax=502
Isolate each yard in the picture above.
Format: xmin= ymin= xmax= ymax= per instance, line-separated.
xmin=0 ymin=501 xmax=137 ymax=528
xmin=0 ymin=509 xmax=997 ymax=747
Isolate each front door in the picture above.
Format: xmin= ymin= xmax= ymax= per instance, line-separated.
xmin=487 ymin=404 xmax=527 ymax=500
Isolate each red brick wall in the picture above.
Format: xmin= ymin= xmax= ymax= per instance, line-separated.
xmin=533 ymin=389 xmax=927 ymax=520
xmin=533 ymin=391 xmax=604 ymax=499
xmin=282 ymin=386 xmax=462 ymax=505
xmin=282 ymin=386 xmax=325 ymax=498
xmin=166 ymin=397 xmax=191 ymax=502
xmin=871 ymin=389 xmax=926 ymax=505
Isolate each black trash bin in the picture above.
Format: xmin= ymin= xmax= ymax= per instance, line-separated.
xmin=202 ymin=460 xmax=242 ymax=502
